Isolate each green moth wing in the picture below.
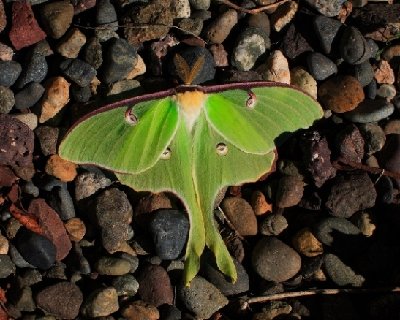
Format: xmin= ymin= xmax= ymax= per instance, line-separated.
xmin=205 ymin=86 xmax=323 ymax=154
xmin=59 ymin=97 xmax=179 ymax=174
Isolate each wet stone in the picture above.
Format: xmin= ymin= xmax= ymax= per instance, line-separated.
xmin=112 ymin=274 xmax=139 ymax=297
xmin=323 ymin=253 xmax=365 ymax=287
xmin=74 ymin=171 xmax=112 ymax=201
xmin=205 ymin=9 xmax=238 ymax=44
xmin=221 ymin=197 xmax=257 ymax=236
xmin=344 ymin=99 xmax=394 ymax=123
xmin=102 ymin=38 xmax=138 ymax=84
xmin=178 ymin=276 xmax=228 ymax=319
xmin=0 ymin=254 xmax=15 ymax=278
xmin=307 ymin=52 xmax=337 ymax=81
xmin=231 ymin=27 xmax=270 ymax=71
xmin=14 ymin=228 xmax=57 ymax=270
xmin=35 ymin=282 xmax=83 ymax=319
xmin=14 ymin=82 xmax=45 ymax=110
xmin=35 ymin=126 xmax=59 ymax=156
xmin=313 ymin=217 xmax=361 ymax=246
xmin=0 ymin=61 xmax=21 ymax=87
xmin=81 ymin=287 xmax=119 ymax=318
xmin=60 ymin=58 xmax=97 ymax=87
xmin=252 ymin=237 xmax=301 ymax=282
xmin=0 ymin=86 xmax=15 ymax=114
xmin=313 ymin=15 xmax=342 ymax=55
xmin=137 ymin=264 xmax=174 ymax=307
xmin=354 ymin=61 xmax=375 ymax=87
xmin=149 ymin=209 xmax=189 ymax=260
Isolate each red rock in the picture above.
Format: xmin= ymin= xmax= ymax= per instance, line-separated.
xmin=28 ymin=198 xmax=72 ymax=261
xmin=9 ymin=1 xmax=46 ymax=50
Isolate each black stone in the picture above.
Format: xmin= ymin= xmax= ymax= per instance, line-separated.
xmin=0 ymin=61 xmax=22 ymax=87
xmin=60 ymin=58 xmax=97 ymax=87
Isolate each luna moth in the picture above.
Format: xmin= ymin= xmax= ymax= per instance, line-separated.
xmin=59 ymin=55 xmax=323 ymax=285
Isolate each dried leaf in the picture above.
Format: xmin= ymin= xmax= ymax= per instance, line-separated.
xmin=186 ymin=55 xmax=205 ymax=85
xmin=174 ymin=53 xmax=191 ymax=85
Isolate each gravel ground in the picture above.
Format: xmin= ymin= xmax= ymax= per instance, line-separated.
xmin=2 ymin=0 xmax=400 ymax=319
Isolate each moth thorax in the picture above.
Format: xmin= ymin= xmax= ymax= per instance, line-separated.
xmin=176 ymin=91 xmax=206 ymax=131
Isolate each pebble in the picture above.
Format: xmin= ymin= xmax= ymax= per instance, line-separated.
xmin=64 ymin=217 xmax=86 ymax=242
xmin=201 ymin=254 xmax=249 ymax=296
xmin=248 ymin=12 xmax=270 ymax=36
xmin=149 ymin=209 xmax=189 ymax=259
xmin=137 ymin=264 xmax=174 ymax=306
xmin=135 ymin=192 xmax=172 ymax=227
xmin=102 ymin=38 xmax=138 ymax=84
xmin=35 ymin=282 xmax=83 ymax=319
xmin=0 ymin=61 xmax=21 ymax=87
xmin=40 ymin=0 xmax=74 ymax=39
xmin=343 ymin=98 xmax=394 ymax=123
xmin=0 ymin=85 xmax=15 ymax=114
xmin=74 ymin=171 xmax=112 ymax=200
xmin=318 ymin=75 xmax=365 ymax=113
xmin=159 ymin=304 xmax=182 ymax=320
xmin=172 ymin=46 xmax=215 ymax=84
xmin=353 ymin=61 xmax=374 ymax=87
xmin=16 ymin=268 xmax=42 ymax=287
xmin=340 ymin=26 xmax=370 ymax=65
xmin=189 ymin=0 xmax=210 ymax=10
xmin=14 ymin=228 xmax=56 ymax=270
xmin=382 ymin=44 xmax=400 ymax=62
xmin=45 ymin=154 xmax=77 ymax=182
xmin=39 ymin=77 xmax=70 ymax=123
xmin=377 ymin=84 xmax=397 ymax=100
xmin=323 ymin=253 xmax=365 ymax=287
xmin=60 ymin=58 xmax=97 ymax=87
xmin=12 ymin=113 xmax=37 ymax=131
xmin=127 ymin=54 xmax=147 ymax=79
xmin=259 ymin=213 xmax=288 ymax=236
xmin=71 ymin=84 xmax=92 ymax=103
xmin=9 ymin=1 xmax=46 ymax=50
xmin=307 ymin=52 xmax=337 ymax=81
xmin=35 ymin=126 xmax=59 ymax=156
xmin=262 ymin=49 xmax=290 ymax=84
xmin=270 ymin=0 xmax=298 ymax=32
xmin=353 ymin=212 xmax=376 ymax=237
xmin=13 ymin=286 xmax=36 ymax=312
xmin=326 ymin=173 xmax=377 ymax=218
xmin=96 ymin=0 xmax=117 ymax=24
xmin=253 ymin=301 xmax=292 ymax=320
xmin=14 ymin=82 xmax=45 ymax=110
xmin=290 ymin=67 xmax=317 ymax=99
xmin=177 ymin=17 xmax=204 ymax=37
xmin=42 ymin=179 xmax=76 ymax=220
xmin=304 ymin=0 xmax=346 ymax=16
xmin=0 ymin=42 xmax=14 ymax=61
xmin=112 ymin=274 xmax=139 ymax=297
xmin=205 ymin=9 xmax=238 ymax=44
xmin=220 ymin=197 xmax=257 ymax=236
xmin=0 ymin=233 xmax=8 ymax=254
xmin=250 ymin=190 xmax=272 ymax=216
xmin=16 ymin=46 xmax=49 ymax=89
xmin=374 ymin=60 xmax=395 ymax=84
xmin=275 ymin=175 xmax=304 ymax=208
xmin=232 ymin=27 xmax=270 ymax=72
xmin=173 ymin=0 xmax=191 ymax=18
xmin=95 ymin=256 xmax=132 ymax=275
xmin=95 ymin=188 xmax=133 ymax=254
xmin=119 ymin=252 xmax=139 ymax=273
xmin=9 ymin=244 xmax=34 ymax=269
xmin=0 ymin=0 xmax=5 ymax=32
xmin=0 ymin=254 xmax=15 ymax=278
xmin=84 ymin=37 xmax=103 ymax=69
xmin=366 ymin=79 xmax=377 ymax=99
xmin=252 ymin=237 xmax=301 ymax=282
xmin=292 ymin=228 xmax=323 ymax=257
xmin=313 ymin=15 xmax=342 ymax=55
xmin=80 ymin=287 xmax=119 ymax=318
xmin=57 ymin=28 xmax=87 ymax=58
xmin=384 ymin=120 xmax=400 ymax=135
xmin=335 ymin=124 xmax=364 ymax=162
xmin=313 ymin=217 xmax=361 ymax=246
xmin=281 ymin=23 xmax=313 ymax=60
xmin=121 ymin=300 xmax=160 ymax=320
xmin=178 ymin=276 xmax=228 ymax=319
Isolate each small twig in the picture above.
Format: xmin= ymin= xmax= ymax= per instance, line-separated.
xmin=216 ymin=0 xmax=290 ymax=14
xmin=333 ymin=157 xmax=400 ymax=181
xmin=240 ymin=287 xmax=400 ymax=310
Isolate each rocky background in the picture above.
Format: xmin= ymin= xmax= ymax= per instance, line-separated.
xmin=1 ymin=0 xmax=400 ymax=319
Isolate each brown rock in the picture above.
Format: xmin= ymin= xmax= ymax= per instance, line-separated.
xmin=135 ymin=193 xmax=172 ymax=227
xmin=121 ymin=300 xmax=159 ymax=320
xmin=0 ymin=166 xmax=18 ymax=187
xmin=8 ymin=1 xmax=47 ymax=50
xmin=270 ymin=0 xmax=298 ymax=32
xmin=250 ymin=190 xmax=272 ymax=216
xmin=382 ymin=44 xmax=400 ymax=62
xmin=45 ymin=154 xmax=77 ymax=182
xmin=137 ymin=264 xmax=173 ymax=307
xmin=0 ymin=0 xmax=6 ymax=33
xmin=374 ymin=60 xmax=395 ymax=84
xmin=0 ymin=43 xmax=14 ymax=61
xmin=205 ymin=9 xmax=238 ymax=44
xmin=220 ymin=197 xmax=258 ymax=236
xmin=318 ymin=75 xmax=364 ymax=113
xmin=262 ymin=50 xmax=290 ymax=84
xmin=40 ymin=0 xmax=74 ymax=39
xmin=209 ymin=44 xmax=229 ymax=67
xmin=292 ymin=228 xmax=323 ymax=257
xmin=64 ymin=217 xmax=86 ymax=242
xmin=81 ymin=287 xmax=119 ymax=318
xmin=39 ymin=77 xmax=70 ymax=123
xmin=29 ymin=198 xmax=72 ymax=261
xmin=57 ymin=28 xmax=87 ymax=58
xmin=275 ymin=175 xmax=304 ymax=208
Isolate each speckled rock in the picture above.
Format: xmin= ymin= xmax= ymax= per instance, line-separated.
xmin=12 ymin=113 xmax=37 ymax=131
xmin=40 ymin=0 xmax=74 ymax=39
xmin=84 ymin=37 xmax=103 ymax=69
xmin=0 ymin=43 xmax=13 ymax=61
xmin=291 ymin=67 xmax=317 ymax=99
xmin=57 ymin=28 xmax=87 ymax=58
xmin=359 ymin=123 xmax=386 ymax=155
xmin=354 ymin=61 xmax=375 ymax=87
xmin=232 ymin=27 xmax=270 ymax=72
xmin=313 ymin=15 xmax=342 ymax=55
xmin=252 ymin=237 xmax=301 ymax=282
xmin=335 ymin=124 xmax=364 ymax=162
xmin=307 ymin=52 xmax=337 ymax=81
xmin=0 ymin=86 xmax=15 ymax=114
xmin=60 ymin=58 xmax=97 ymax=87
xmin=304 ymin=0 xmax=346 ymax=16
xmin=0 ymin=61 xmax=21 ymax=87
xmin=344 ymin=99 xmax=394 ymax=123
xmin=0 ymin=254 xmax=15 ymax=278
xmin=374 ymin=60 xmax=395 ymax=84
xmin=0 ymin=0 xmax=5 ymax=33
xmin=74 ymin=171 xmax=112 ymax=200
xmin=281 ymin=23 xmax=313 ymax=60
xmin=112 ymin=274 xmax=139 ymax=297
xmin=220 ymin=197 xmax=257 ymax=236
xmin=205 ymin=9 xmax=238 ymax=44
xmin=178 ymin=276 xmax=228 ymax=319
xmin=270 ymin=0 xmax=297 ymax=32
xmin=81 ymin=287 xmax=119 ymax=318
xmin=39 ymin=77 xmax=70 ymax=123
xmin=35 ymin=282 xmax=83 ymax=319
xmin=318 ymin=75 xmax=365 ymax=113
xmin=323 ymin=253 xmax=365 ymax=287
xmin=14 ymin=82 xmax=45 ymax=110
xmin=35 ymin=126 xmax=59 ymax=156
xmin=250 ymin=190 xmax=272 ymax=216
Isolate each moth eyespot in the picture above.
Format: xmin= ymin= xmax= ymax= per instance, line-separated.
xmin=125 ymin=109 xmax=138 ymax=125
xmin=160 ymin=148 xmax=171 ymax=160
xmin=246 ymin=91 xmax=257 ymax=109
xmin=216 ymin=143 xmax=228 ymax=156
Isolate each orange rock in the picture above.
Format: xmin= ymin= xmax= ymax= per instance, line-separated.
xmin=64 ymin=218 xmax=86 ymax=242
xmin=374 ymin=60 xmax=395 ymax=84
xmin=39 ymin=77 xmax=70 ymax=123
xmin=45 ymin=154 xmax=77 ymax=182
xmin=250 ymin=190 xmax=272 ymax=216
xmin=318 ymin=75 xmax=364 ymax=113
xmin=121 ymin=300 xmax=159 ymax=320
xmin=221 ymin=197 xmax=257 ymax=236
xmin=292 ymin=227 xmax=323 ymax=257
